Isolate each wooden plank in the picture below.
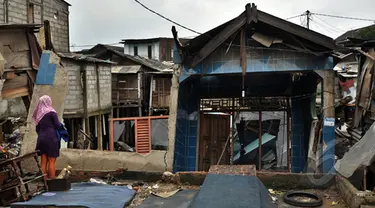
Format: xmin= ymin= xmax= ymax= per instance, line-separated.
xmin=3 ymin=51 xmax=30 ymax=69
xmin=189 ymin=12 xmax=247 ymax=68
xmin=257 ymin=11 xmax=335 ymax=49
xmin=97 ymin=115 xmax=103 ymax=150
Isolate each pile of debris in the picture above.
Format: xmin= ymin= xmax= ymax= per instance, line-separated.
xmin=0 ymin=129 xmax=23 ymax=160
xmin=0 ymin=117 xmax=26 ymax=161
xmin=335 ymin=122 xmax=364 ymax=159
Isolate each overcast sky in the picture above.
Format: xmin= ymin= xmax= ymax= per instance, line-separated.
xmin=65 ymin=0 xmax=375 ymax=51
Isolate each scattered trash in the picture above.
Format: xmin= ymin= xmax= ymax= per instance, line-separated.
xmin=268 ymin=189 xmax=275 ymax=194
xmin=152 ymin=189 xmax=181 ymax=198
xmin=161 ymin=171 xmax=178 ymax=184
xmin=127 ymin=184 xmax=133 ymax=190
xmin=0 ymin=128 xmax=24 ymax=160
xmin=42 ymin=192 xmax=56 ymax=197
xmin=152 ymin=184 xmax=159 ymax=189
xmin=56 ymin=165 xmax=72 ymax=179
xmin=89 ymin=178 xmax=107 ymax=185
xmin=331 ymin=201 xmax=338 ymax=206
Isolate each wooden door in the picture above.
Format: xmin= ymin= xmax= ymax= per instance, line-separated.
xmin=198 ymin=113 xmax=230 ymax=171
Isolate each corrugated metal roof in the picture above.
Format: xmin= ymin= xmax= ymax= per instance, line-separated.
xmin=58 ymin=52 xmax=116 ymax=64
xmin=111 ymin=65 xmax=142 ymax=74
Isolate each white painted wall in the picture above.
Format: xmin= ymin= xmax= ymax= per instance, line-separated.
xmin=124 ymin=42 xmax=160 ymax=60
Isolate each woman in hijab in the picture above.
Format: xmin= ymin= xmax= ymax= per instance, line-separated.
xmin=32 ymin=95 xmax=60 ymax=179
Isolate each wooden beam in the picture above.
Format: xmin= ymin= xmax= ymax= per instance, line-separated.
xmin=258 ymin=106 xmax=262 ymax=171
xmin=240 ymin=26 xmax=247 ymax=93
xmin=257 ymin=11 xmax=335 ymax=50
xmin=97 ymin=115 xmax=103 ymax=150
xmin=189 ymin=12 xmax=247 ymax=68
xmin=245 ymin=3 xmax=258 ymax=24
xmin=43 ymin=20 xmax=54 ymax=52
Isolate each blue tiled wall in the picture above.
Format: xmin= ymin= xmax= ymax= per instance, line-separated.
xmin=173 ymin=78 xmax=200 ymax=172
xmin=291 ymin=96 xmax=315 ymax=173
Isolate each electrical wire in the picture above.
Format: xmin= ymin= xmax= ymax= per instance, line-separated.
xmin=312 ymin=15 xmax=346 ymax=33
xmin=312 ymin=12 xmax=375 ymax=22
xmin=310 ymin=19 xmax=338 ymax=37
xmin=134 ymin=0 xmax=202 ymax=35
xmin=286 ymin=14 xmax=305 ymax=20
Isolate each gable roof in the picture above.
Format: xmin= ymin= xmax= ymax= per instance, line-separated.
xmin=336 ymin=24 xmax=375 ymax=43
xmin=180 ymin=3 xmax=335 ymax=68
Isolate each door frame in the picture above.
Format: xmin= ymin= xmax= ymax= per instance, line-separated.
xmin=197 ymin=112 xmax=231 ymax=171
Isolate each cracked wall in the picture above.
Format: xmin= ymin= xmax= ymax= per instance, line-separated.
xmin=56 ymin=149 xmax=168 ymax=172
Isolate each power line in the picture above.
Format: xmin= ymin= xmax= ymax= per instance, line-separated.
xmin=312 ymin=15 xmax=346 ymax=33
xmin=312 ymin=12 xmax=375 ymax=22
xmin=286 ymin=14 xmax=305 ymax=20
xmin=310 ymin=19 xmax=338 ymax=37
xmin=134 ymin=0 xmax=202 ymax=35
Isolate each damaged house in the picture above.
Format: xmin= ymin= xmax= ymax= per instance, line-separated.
xmin=79 ymin=44 xmax=173 ymax=117
xmin=169 ymin=3 xmax=338 ymax=173
xmin=58 ymin=53 xmax=114 ymax=151
xmin=0 ymin=24 xmax=43 ymax=150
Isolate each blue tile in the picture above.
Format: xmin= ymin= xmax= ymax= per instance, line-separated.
xmin=291 ymin=146 xmax=301 ymax=157
xmin=188 ymin=146 xmax=196 ymax=157
xmin=36 ymin=53 xmax=57 ymax=85
xmin=189 ymin=127 xmax=198 ymax=136
xmin=187 ymin=157 xmax=197 ymax=168
xmin=188 ymin=137 xmax=197 ymax=147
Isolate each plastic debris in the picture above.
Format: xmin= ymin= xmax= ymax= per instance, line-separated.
xmin=89 ymin=178 xmax=107 ymax=185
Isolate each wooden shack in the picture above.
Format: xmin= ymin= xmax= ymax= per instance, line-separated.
xmin=78 ymin=44 xmax=173 ymax=116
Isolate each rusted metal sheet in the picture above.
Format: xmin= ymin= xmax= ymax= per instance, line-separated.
xmin=209 ymin=165 xmax=256 ymax=176
xmin=354 ymin=49 xmax=375 ymax=127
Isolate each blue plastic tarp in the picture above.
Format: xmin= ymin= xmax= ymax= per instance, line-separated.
xmin=190 ymin=174 xmax=276 ymax=208
xmin=12 ymin=182 xmax=136 ymax=208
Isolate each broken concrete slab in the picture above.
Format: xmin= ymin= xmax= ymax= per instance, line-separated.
xmin=56 ymin=149 xmax=168 ymax=172
xmin=20 ymin=51 xmax=68 ymax=170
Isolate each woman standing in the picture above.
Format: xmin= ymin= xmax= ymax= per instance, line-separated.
xmin=32 ymin=95 xmax=60 ymax=179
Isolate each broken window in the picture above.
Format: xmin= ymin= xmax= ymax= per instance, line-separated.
xmin=133 ymin=46 xmax=138 ymax=56
xmin=148 ymin=45 xmax=152 ymax=59
xmin=151 ymin=118 xmax=168 ymax=150
xmin=233 ymin=111 xmax=288 ymax=171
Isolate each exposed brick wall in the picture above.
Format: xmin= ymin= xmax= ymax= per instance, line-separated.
xmin=86 ymin=64 xmax=112 ymax=114
xmin=43 ymin=0 xmax=69 ymax=52
xmin=0 ymin=0 xmax=70 ymax=52
xmin=62 ymin=59 xmax=84 ymax=112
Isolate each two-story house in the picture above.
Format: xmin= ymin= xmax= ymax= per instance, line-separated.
xmin=0 ymin=0 xmax=70 ymax=52
xmin=121 ymin=37 xmax=190 ymax=62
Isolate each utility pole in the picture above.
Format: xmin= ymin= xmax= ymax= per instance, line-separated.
xmin=306 ymin=10 xmax=311 ymax=29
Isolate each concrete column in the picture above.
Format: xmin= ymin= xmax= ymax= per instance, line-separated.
xmin=166 ymin=64 xmax=180 ymax=172
xmin=322 ymin=70 xmax=335 ymax=173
